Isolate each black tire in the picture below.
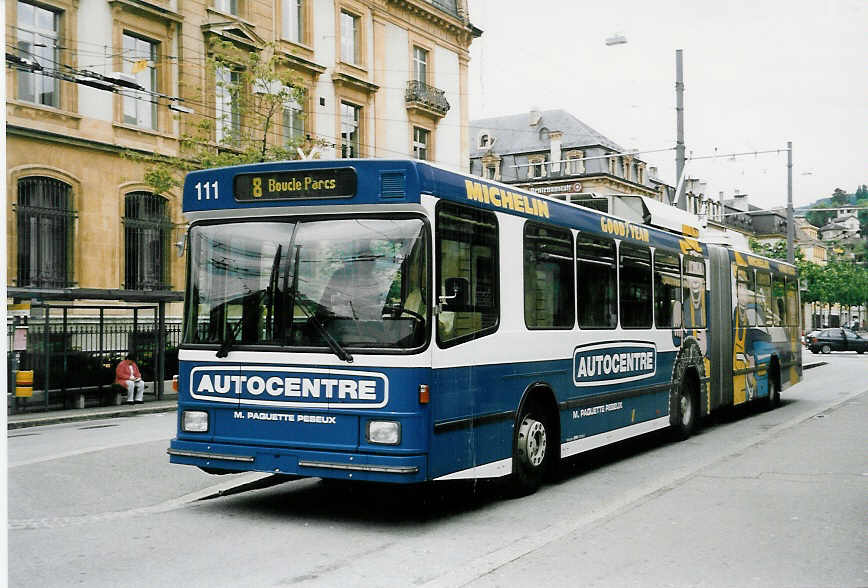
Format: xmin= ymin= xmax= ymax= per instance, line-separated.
xmin=511 ymin=403 xmax=552 ymax=495
xmin=810 ymin=348 xmax=818 ymax=354
xmin=671 ymin=376 xmax=697 ymax=441
xmin=820 ymin=344 xmax=831 ymax=354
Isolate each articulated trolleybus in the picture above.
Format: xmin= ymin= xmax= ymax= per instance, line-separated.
xmin=168 ymin=159 xmax=802 ymax=493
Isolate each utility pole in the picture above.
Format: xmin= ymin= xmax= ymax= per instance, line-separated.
xmin=786 ymin=141 xmax=795 ymax=263
xmin=675 ymin=49 xmax=686 ymax=210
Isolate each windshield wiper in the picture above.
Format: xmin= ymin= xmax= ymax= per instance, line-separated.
xmin=216 ymin=319 xmax=242 ymax=358
xmin=217 ymin=245 xmax=283 ymax=358
xmin=293 ymin=294 xmax=353 ymax=363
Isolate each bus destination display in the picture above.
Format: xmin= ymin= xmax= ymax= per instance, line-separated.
xmin=234 ymin=167 xmax=357 ymax=201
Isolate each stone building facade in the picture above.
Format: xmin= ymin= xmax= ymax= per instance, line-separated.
xmin=6 ymin=0 xmax=480 ymax=303
xmin=468 ymin=109 xmax=662 ymax=201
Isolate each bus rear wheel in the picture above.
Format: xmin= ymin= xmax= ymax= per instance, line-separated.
xmin=672 ymin=376 xmax=697 ymax=441
xmin=512 ymin=404 xmax=551 ymax=495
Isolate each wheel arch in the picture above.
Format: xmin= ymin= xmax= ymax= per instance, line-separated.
xmin=514 ymin=381 xmax=561 ymax=451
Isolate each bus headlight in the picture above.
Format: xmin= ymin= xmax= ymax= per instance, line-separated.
xmin=367 ymin=420 xmax=400 ymax=445
xmin=182 ymin=410 xmax=209 ymax=432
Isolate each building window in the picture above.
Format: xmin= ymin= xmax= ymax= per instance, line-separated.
xmin=479 ymin=134 xmax=489 ymax=149
xmin=215 ymin=65 xmax=240 ymax=144
xmin=16 ymin=1 xmax=60 ymax=107
xmin=283 ymin=88 xmax=305 ymax=146
xmin=122 ymin=33 xmax=158 ymax=129
xmin=214 ymin=0 xmax=237 ymax=14
xmin=608 ymin=155 xmax=616 ymax=175
xmin=485 ymin=165 xmax=496 ymax=180
xmin=282 ymin=0 xmax=304 ymax=43
xmin=528 ymin=155 xmax=546 ymax=179
xmin=566 ymin=151 xmax=585 ymax=175
xmin=340 ymin=10 xmax=360 ymax=65
xmin=16 ymin=176 xmax=75 ymax=288
xmin=413 ymin=46 xmax=428 ymax=83
xmin=124 ymin=192 xmax=171 ymax=290
xmin=413 ymin=126 xmax=429 ymax=160
xmin=340 ymin=101 xmax=360 ymax=158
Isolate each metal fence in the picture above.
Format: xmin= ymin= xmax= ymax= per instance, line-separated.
xmin=8 ymin=303 xmax=181 ymax=411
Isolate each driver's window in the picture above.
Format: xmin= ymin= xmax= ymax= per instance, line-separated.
xmin=436 ymin=203 xmax=499 ymax=346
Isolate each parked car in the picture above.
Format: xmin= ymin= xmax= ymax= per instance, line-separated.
xmin=807 ymin=328 xmax=868 ymax=354
xmin=802 ymin=330 xmax=821 ymax=347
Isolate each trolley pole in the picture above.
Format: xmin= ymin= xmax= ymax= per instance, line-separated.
xmin=786 ymin=141 xmax=795 ymax=263
xmin=675 ymin=49 xmax=686 ymax=210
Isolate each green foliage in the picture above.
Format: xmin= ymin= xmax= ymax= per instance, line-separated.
xmin=798 ymin=259 xmax=868 ymax=306
xmin=805 ymin=204 xmax=836 ymax=228
xmin=831 ymin=187 xmax=850 ymax=206
xmin=748 ymin=238 xmax=803 ymax=262
xmin=749 ymin=238 xmax=867 ymax=307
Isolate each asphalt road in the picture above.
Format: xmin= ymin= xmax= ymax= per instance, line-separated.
xmin=7 ymin=351 xmax=867 ymax=587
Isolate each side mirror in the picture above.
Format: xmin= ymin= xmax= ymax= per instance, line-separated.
xmin=439 ymin=277 xmax=469 ymax=312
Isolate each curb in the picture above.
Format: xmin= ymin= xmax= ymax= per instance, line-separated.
xmin=803 ymin=361 xmax=827 ymax=370
xmin=8 ymin=401 xmax=178 ymax=430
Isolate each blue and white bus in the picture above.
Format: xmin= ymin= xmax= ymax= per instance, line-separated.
xmin=168 ymin=159 xmax=802 ymax=493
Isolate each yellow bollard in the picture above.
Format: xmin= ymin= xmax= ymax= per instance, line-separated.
xmin=15 ymin=370 xmax=34 ymax=397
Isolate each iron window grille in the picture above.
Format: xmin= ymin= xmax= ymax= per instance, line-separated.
xmin=124 ymin=191 xmax=172 ymax=290
xmin=16 ymin=176 xmax=76 ymax=288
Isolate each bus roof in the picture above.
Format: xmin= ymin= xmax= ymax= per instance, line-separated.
xmin=181 ymin=159 xmax=796 ymax=272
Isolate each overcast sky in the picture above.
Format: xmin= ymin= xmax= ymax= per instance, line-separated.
xmin=467 ymin=0 xmax=867 ymax=211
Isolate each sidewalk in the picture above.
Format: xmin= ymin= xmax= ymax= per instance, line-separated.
xmin=7 ymin=353 xmax=828 ymax=430
xmin=7 ymin=396 xmax=178 ymax=430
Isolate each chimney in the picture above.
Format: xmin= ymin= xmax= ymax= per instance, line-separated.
xmin=529 ymin=108 xmax=542 ymax=126
xmin=549 ymin=131 xmax=562 ymax=173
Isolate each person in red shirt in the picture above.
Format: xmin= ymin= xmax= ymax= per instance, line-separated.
xmin=116 ymin=353 xmax=144 ymax=404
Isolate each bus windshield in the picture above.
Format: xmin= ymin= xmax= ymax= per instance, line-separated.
xmin=183 ymin=217 xmax=428 ymax=352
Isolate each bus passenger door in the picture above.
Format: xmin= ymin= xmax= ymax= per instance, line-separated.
xmin=708 ymin=245 xmax=733 ymax=408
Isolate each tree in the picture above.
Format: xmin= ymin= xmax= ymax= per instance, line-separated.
xmin=127 ymin=42 xmax=323 ymax=195
xmin=805 ymin=204 xmax=836 ymax=228
xmin=831 ymin=187 xmax=850 ymax=206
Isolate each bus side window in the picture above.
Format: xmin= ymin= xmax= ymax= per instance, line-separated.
xmin=785 ymin=276 xmax=799 ymax=327
xmin=576 ymin=234 xmax=617 ymax=328
xmin=620 ymin=242 xmax=652 ymax=328
xmin=436 ymin=203 xmax=499 ymax=346
xmin=736 ymin=267 xmax=755 ymax=327
xmin=773 ymin=274 xmax=786 ymax=326
xmin=756 ymin=271 xmax=772 ymax=327
xmin=523 ymin=222 xmax=574 ymax=329
xmin=683 ymin=256 xmax=706 ymax=329
xmin=654 ymin=249 xmax=682 ymax=328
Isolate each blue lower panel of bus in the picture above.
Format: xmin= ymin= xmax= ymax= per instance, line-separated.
xmin=427 ymin=352 xmax=677 ymax=480
xmin=168 ymin=438 xmax=429 ymax=483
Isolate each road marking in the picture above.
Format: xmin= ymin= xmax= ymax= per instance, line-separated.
xmin=8 ymin=472 xmax=278 ymax=531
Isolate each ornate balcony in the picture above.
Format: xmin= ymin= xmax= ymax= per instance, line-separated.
xmin=405 ymin=80 xmax=450 ymax=119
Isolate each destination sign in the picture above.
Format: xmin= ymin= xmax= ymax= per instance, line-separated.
xmin=234 ymin=167 xmax=357 ymax=201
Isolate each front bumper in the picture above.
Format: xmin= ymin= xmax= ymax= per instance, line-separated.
xmin=168 ymin=439 xmax=428 ymax=483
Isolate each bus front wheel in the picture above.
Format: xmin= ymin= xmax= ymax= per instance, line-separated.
xmin=512 ymin=404 xmax=551 ymax=495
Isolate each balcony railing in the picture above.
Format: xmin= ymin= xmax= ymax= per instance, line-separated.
xmin=405 ymin=80 xmax=450 ymax=117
